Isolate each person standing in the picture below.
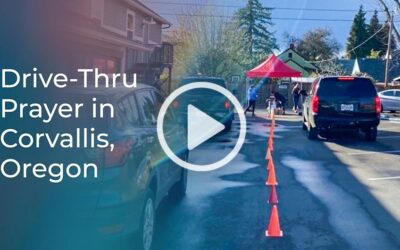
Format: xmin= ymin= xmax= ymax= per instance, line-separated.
xmin=245 ymin=85 xmax=257 ymax=116
xmin=292 ymin=83 xmax=301 ymax=113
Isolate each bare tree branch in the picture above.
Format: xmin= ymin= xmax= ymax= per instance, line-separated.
xmin=393 ymin=0 xmax=400 ymax=9
xmin=377 ymin=0 xmax=400 ymax=41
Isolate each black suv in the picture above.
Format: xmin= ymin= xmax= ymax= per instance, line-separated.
xmin=302 ymin=76 xmax=381 ymax=141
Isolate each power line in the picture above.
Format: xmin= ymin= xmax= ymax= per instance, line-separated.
xmin=346 ymin=24 xmax=387 ymax=56
xmin=158 ymin=13 xmax=357 ymax=22
xmin=143 ymin=1 xmax=384 ymax=13
xmin=158 ymin=13 xmax=400 ymax=23
xmin=308 ymin=24 xmax=388 ymax=63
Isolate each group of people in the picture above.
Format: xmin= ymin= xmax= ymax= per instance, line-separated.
xmin=244 ymin=83 xmax=303 ymax=116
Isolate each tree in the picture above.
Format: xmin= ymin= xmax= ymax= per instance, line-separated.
xmin=316 ymin=60 xmax=348 ymax=75
xmin=367 ymin=10 xmax=385 ymax=56
xmin=164 ymin=8 xmax=248 ymax=86
xmin=367 ymin=49 xmax=381 ymax=59
xmin=379 ymin=20 xmax=397 ymax=55
xmin=291 ymin=28 xmax=340 ymax=61
xmin=377 ymin=0 xmax=400 ymax=42
xmin=347 ymin=5 xmax=369 ymax=58
xmin=234 ymin=0 xmax=278 ymax=65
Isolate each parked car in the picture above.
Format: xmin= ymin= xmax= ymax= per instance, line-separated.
xmin=176 ymin=76 xmax=234 ymax=131
xmin=64 ymin=84 xmax=188 ymax=250
xmin=302 ymin=76 xmax=381 ymax=141
xmin=378 ymin=89 xmax=400 ymax=112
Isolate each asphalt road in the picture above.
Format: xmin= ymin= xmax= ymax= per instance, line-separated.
xmin=153 ymin=111 xmax=400 ymax=250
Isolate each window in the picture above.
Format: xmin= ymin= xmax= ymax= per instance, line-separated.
xmin=383 ymin=91 xmax=395 ymax=97
xmin=152 ymin=92 xmax=164 ymax=114
xmin=152 ymin=91 xmax=177 ymax=128
xmin=127 ymin=11 xmax=135 ymax=41
xmin=127 ymin=14 xmax=134 ymax=31
xmin=117 ymin=94 xmax=140 ymax=126
xmin=136 ymin=90 xmax=157 ymax=126
xmin=318 ymin=78 xmax=376 ymax=98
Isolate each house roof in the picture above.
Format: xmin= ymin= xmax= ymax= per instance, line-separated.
xmin=246 ymin=54 xmax=302 ymax=78
xmin=352 ymin=58 xmax=400 ymax=82
xmin=124 ymin=0 xmax=171 ymax=25
xmin=278 ymin=48 xmax=318 ymax=77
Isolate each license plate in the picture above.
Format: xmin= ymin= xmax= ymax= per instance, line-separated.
xmin=341 ymin=104 xmax=354 ymax=111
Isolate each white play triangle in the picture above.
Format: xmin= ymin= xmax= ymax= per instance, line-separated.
xmin=187 ymin=104 xmax=225 ymax=150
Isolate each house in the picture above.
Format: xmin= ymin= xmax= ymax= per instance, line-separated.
xmin=278 ymin=45 xmax=319 ymax=77
xmin=65 ymin=0 xmax=173 ymax=89
xmin=352 ymin=58 xmax=400 ymax=83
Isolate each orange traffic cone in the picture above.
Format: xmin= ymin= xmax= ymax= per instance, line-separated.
xmin=265 ymin=147 xmax=272 ymax=160
xmin=268 ymin=137 xmax=274 ymax=151
xmin=265 ymin=162 xmax=278 ymax=186
xmin=268 ymin=186 xmax=278 ymax=204
xmin=267 ymin=156 xmax=274 ymax=171
xmin=265 ymin=205 xmax=283 ymax=237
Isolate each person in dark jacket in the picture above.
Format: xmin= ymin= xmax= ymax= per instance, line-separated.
xmin=271 ymin=90 xmax=286 ymax=114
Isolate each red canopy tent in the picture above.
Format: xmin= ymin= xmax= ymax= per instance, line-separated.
xmin=246 ymin=54 xmax=302 ymax=78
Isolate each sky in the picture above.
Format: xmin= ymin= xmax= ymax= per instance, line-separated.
xmin=142 ymin=0 xmax=394 ymax=52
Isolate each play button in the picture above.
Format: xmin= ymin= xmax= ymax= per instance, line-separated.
xmin=157 ymin=82 xmax=247 ymax=172
xmin=187 ymin=104 xmax=225 ymax=150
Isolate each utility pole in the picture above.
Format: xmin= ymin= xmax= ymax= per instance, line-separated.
xmin=384 ymin=11 xmax=394 ymax=88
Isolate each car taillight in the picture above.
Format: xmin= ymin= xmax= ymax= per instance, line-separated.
xmin=172 ymin=100 xmax=179 ymax=109
xmin=104 ymin=138 xmax=134 ymax=168
xmin=224 ymin=99 xmax=231 ymax=109
xmin=311 ymin=96 xmax=319 ymax=114
xmin=338 ymin=77 xmax=354 ymax=81
xmin=375 ymin=96 xmax=381 ymax=114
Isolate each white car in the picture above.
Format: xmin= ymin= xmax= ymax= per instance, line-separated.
xmin=378 ymin=89 xmax=400 ymax=112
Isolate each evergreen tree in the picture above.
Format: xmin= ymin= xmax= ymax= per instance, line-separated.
xmin=367 ymin=10 xmax=385 ymax=56
xmin=379 ymin=20 xmax=397 ymax=57
xmin=346 ymin=5 xmax=369 ymax=59
xmin=234 ymin=0 xmax=278 ymax=65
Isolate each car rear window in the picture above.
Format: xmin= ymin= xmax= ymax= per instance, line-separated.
xmin=317 ymin=78 xmax=377 ymax=98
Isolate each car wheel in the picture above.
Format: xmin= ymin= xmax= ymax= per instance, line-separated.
xmin=170 ymin=168 xmax=188 ymax=199
xmin=224 ymin=120 xmax=232 ymax=132
xmin=169 ymin=154 xmax=188 ymax=200
xmin=138 ymin=190 xmax=155 ymax=250
xmin=365 ymin=127 xmax=377 ymax=141
xmin=307 ymin=123 xmax=318 ymax=140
